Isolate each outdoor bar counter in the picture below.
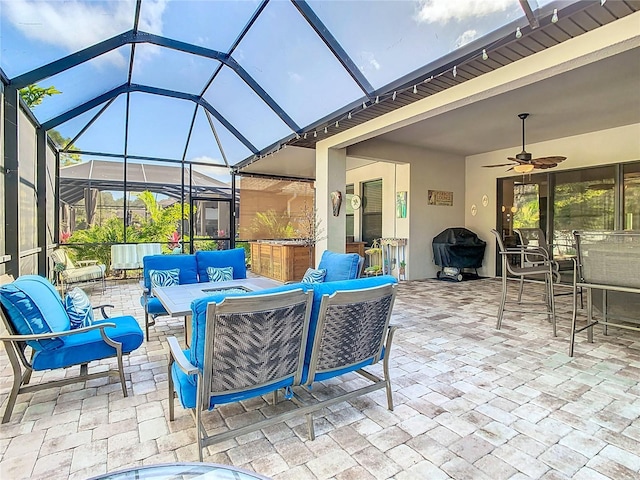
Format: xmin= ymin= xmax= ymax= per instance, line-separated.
xmin=250 ymin=240 xmax=366 ymax=282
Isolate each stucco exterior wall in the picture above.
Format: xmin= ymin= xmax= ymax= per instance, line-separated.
xmin=465 ymin=123 xmax=640 ymax=277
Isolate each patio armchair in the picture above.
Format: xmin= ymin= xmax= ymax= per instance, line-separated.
xmin=0 ymin=275 xmax=144 ymax=423
xmin=491 ymin=229 xmax=557 ymax=336
xmin=168 ymin=288 xmax=313 ymax=460
xmin=51 ymin=248 xmax=106 ymax=293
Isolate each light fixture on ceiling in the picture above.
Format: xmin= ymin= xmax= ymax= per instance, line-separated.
xmin=452 ymin=66 xmax=457 ymax=77
xmin=482 ymin=49 xmax=488 ymax=60
xmin=413 ymin=85 xmax=417 ymax=94
xmin=392 ymin=91 xmax=397 ymax=100
xmin=513 ymin=163 xmax=535 ymax=174
xmin=348 ymin=112 xmax=352 ymax=120
xmin=551 ymin=9 xmax=558 ymax=23
xmin=515 ymin=27 xmax=522 ymax=39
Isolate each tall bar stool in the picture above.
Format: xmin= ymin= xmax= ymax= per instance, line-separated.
xmin=491 ymin=229 xmax=557 ymax=336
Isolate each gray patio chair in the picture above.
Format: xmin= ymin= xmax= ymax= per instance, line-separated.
xmin=167 ymin=289 xmax=313 ymax=461
xmin=491 ymin=229 xmax=557 ymax=336
xmin=569 ymin=230 xmax=640 ymax=356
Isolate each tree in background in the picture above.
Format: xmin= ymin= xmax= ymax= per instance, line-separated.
xmin=19 ymin=83 xmax=81 ymax=166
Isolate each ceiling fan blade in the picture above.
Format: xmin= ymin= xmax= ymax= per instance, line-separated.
xmin=533 ymin=156 xmax=566 ymax=164
xmin=507 ymin=157 xmax=527 ymax=164
xmin=483 ymin=163 xmax=517 ymax=168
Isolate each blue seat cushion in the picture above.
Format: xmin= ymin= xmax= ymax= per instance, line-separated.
xmin=318 ymin=251 xmax=361 ymax=282
xmin=32 ymin=316 xmax=144 ymax=370
xmin=139 ymin=296 xmax=168 ymax=315
xmin=171 ymin=355 xmax=294 ymax=410
xmin=189 ymin=282 xmax=312 ymax=372
xmin=0 ymin=275 xmax=70 ymax=350
xmin=301 ymin=275 xmax=397 ymax=384
xmin=142 ymin=255 xmax=198 ymax=290
xmin=196 ymin=249 xmax=247 ymax=282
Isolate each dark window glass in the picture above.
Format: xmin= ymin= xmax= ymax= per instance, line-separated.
xmin=362 ymin=179 xmax=382 ymax=246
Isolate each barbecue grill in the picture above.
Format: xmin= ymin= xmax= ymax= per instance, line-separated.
xmin=432 ymin=228 xmax=486 ymax=281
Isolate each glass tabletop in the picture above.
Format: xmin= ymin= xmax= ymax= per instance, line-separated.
xmin=87 ymin=462 xmax=271 ymax=480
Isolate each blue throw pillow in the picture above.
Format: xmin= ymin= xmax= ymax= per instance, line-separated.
xmin=301 ymin=268 xmax=326 ymax=284
xmin=64 ymin=287 xmax=94 ymax=329
xmin=206 ymin=266 xmax=233 ymax=282
xmin=149 ymin=268 xmax=180 ymax=290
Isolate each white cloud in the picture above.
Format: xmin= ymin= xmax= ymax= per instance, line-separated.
xmin=361 ymin=51 xmax=381 ymax=72
xmin=4 ymin=0 xmax=167 ymax=68
xmin=456 ymin=29 xmax=478 ymax=48
xmin=288 ymin=72 xmax=303 ymax=83
xmin=415 ymin=0 xmax=513 ymax=24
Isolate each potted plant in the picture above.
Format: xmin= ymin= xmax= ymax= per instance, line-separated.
xmin=399 ymin=260 xmax=406 ymax=280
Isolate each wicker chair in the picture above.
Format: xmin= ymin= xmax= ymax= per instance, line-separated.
xmin=168 ymin=289 xmax=313 ymax=461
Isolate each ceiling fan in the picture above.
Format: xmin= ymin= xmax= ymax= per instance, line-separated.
xmin=484 ymin=113 xmax=566 ymax=173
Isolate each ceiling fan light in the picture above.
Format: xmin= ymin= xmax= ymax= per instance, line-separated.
xmin=514 ymin=163 xmax=535 ymax=174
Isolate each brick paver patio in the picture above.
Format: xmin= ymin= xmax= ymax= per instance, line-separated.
xmin=1 ymin=277 xmax=639 ymax=479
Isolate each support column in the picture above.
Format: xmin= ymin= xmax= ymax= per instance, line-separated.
xmin=36 ymin=128 xmax=47 ymax=276
xmin=315 ymin=146 xmax=346 ymax=260
xmin=3 ymin=86 xmax=19 ymax=277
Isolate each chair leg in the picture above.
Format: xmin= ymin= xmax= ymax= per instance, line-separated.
xmin=116 ymin=352 xmax=127 ymax=397
xmin=168 ymin=358 xmax=175 ymax=421
xmin=306 ymin=412 xmax=315 ymax=441
xmin=2 ymin=355 xmax=24 ymax=424
xmin=145 ymin=310 xmax=150 ymax=340
xmin=547 ymin=270 xmax=557 ymax=337
xmin=517 ymin=275 xmax=524 ymax=303
xmin=496 ymin=260 xmax=508 ymax=330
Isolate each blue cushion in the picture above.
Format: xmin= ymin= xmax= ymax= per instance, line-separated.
xmin=206 ymin=266 xmax=233 ymax=282
xmin=318 ymin=251 xmax=362 ymax=282
xmin=302 ymin=268 xmax=326 ymax=284
xmin=301 ymin=275 xmax=397 ymax=384
xmin=139 ymin=296 xmax=168 ymax=315
xmin=189 ymin=282 xmax=313 ymax=375
xmin=0 ymin=275 xmax=69 ymax=350
xmin=171 ymin=357 xmax=295 ymax=410
xmin=32 ymin=316 xmax=144 ymax=370
xmin=142 ymin=255 xmax=198 ymax=290
xmin=64 ymin=287 xmax=94 ymax=329
xmin=149 ymin=268 xmax=180 ymax=290
xmin=196 ymin=249 xmax=246 ymax=282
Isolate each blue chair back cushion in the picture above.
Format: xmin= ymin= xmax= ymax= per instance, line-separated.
xmin=32 ymin=316 xmax=143 ymax=371
xmin=301 ymin=275 xmax=397 ymax=384
xmin=196 ymin=249 xmax=247 ymax=282
xmin=0 ymin=275 xmax=70 ymax=350
xmin=318 ymin=250 xmax=362 ymax=282
xmin=142 ymin=254 xmax=198 ymax=290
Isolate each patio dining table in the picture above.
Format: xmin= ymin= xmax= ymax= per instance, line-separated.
xmin=152 ymin=276 xmax=282 ymax=345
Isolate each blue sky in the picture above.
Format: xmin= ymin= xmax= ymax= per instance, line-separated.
xmin=1 ymin=0 xmax=537 ymax=181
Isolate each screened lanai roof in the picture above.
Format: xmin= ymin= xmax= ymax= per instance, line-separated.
xmin=1 ymin=0 xmax=628 ymax=176
xmin=59 ymin=159 xmax=230 ymax=205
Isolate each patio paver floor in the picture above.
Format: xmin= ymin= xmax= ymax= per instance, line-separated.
xmin=1 ymin=277 xmax=639 ymax=479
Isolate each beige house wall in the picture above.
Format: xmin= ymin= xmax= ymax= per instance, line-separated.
xmin=315 ymin=12 xmax=640 ymax=279
xmin=466 ymin=123 xmax=640 ymax=277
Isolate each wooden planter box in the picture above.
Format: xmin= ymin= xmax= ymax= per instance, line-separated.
xmin=250 ymin=242 xmax=314 ymax=283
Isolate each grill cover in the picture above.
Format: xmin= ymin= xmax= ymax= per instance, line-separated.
xmin=432 ymin=228 xmax=486 ymax=269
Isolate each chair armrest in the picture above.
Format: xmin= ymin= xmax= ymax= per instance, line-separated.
xmin=77 ymin=260 xmax=99 ymax=266
xmin=93 ymin=304 xmax=114 ymax=319
xmin=0 ymin=322 xmax=116 ymax=342
xmin=501 ymin=248 xmax=549 ymax=260
xmin=167 ymin=336 xmax=198 ymax=375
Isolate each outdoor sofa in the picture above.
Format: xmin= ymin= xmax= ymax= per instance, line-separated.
xmin=167 ymin=274 xmax=398 ymax=460
xmin=140 ymin=248 xmax=247 ymax=339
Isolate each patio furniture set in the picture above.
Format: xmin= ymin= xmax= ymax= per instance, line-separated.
xmin=492 ymin=228 xmax=640 ymax=356
xmin=0 ymin=248 xmax=401 ymax=463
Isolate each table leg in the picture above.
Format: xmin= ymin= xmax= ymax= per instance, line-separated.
xmin=184 ymin=314 xmax=192 ymax=348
